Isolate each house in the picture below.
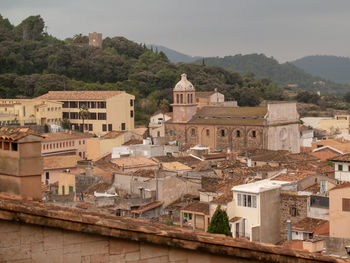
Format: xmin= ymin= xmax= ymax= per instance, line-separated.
xmin=148 ymin=111 xmax=172 ymax=138
xmin=166 ymin=74 xmax=300 ymax=153
xmin=329 ymin=183 xmax=350 ymax=238
xmin=300 ymin=125 xmax=314 ymax=148
xmin=180 ymin=202 xmax=210 ymax=231
xmin=291 ymin=217 xmax=329 ymax=240
xmin=36 ymin=90 xmax=135 ymax=136
xmin=131 ymin=201 xmax=163 ymax=219
xmin=42 ymin=155 xmax=81 ymax=184
xmin=86 ymin=130 xmax=142 ymax=160
xmin=196 ymin=90 xmax=237 ymax=109
xmin=231 ymin=179 xmax=290 ymax=243
xmin=311 ymin=145 xmax=343 ymax=162
xmin=311 ymin=138 xmax=350 ymax=153
xmin=110 ymin=156 xmax=158 ymax=172
xmin=330 ymin=153 xmax=350 ymax=182
xmin=0 ymin=127 xmax=43 ymax=200
xmin=41 ymin=130 xmax=92 ymax=157
xmin=0 ymin=98 xmax=62 ymax=126
xmin=57 ymin=171 xmax=76 ymax=197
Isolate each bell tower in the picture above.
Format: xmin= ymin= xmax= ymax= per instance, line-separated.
xmin=171 ymin=73 xmax=197 ymax=123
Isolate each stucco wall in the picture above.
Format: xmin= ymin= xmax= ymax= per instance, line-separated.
xmin=329 ymin=187 xmax=350 ymax=238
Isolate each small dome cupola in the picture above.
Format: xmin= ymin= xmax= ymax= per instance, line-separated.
xmin=174 ymin=73 xmax=195 ymax=91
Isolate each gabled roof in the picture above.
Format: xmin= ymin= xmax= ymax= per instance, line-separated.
xmin=111 ymin=156 xmax=157 ymax=169
xmin=162 ymin=161 xmax=192 ymax=172
xmin=196 ymin=91 xmax=216 ymax=98
xmin=36 ymin=90 xmax=126 ymax=100
xmin=42 ymin=131 xmax=92 ymax=141
xmin=181 ymin=202 xmax=209 ymax=215
xmin=131 ymin=201 xmax=163 ymax=215
xmin=292 ymin=217 xmax=329 ymax=235
xmin=43 ymin=155 xmax=81 ymax=170
xmin=187 ymin=106 xmax=267 ymax=126
xmin=329 ymin=153 xmax=350 ymax=162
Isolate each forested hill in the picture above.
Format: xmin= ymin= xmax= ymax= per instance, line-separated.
xmin=194 ymin=54 xmax=349 ymax=96
xmin=292 ymin=55 xmax=350 ymax=85
xmin=146 ymin=44 xmax=201 ymax=63
xmin=0 ymin=14 xmax=294 ymax=124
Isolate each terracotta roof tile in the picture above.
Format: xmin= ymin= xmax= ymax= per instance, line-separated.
xmin=36 ymin=90 xmax=126 ymax=100
xmin=0 ymin=127 xmax=42 ymax=141
xmin=131 ymin=201 xmax=163 ymax=214
xmin=229 ymin=216 xmax=242 ymax=223
xmin=292 ymin=217 xmax=329 ymax=234
xmin=42 ymin=131 xmax=92 ymax=141
xmin=273 ymin=171 xmax=314 ymax=182
xmin=162 ymin=162 xmax=192 ymax=171
xmin=111 ymin=156 xmax=157 ymax=169
xmin=182 ymin=202 xmax=209 ymax=215
xmin=43 ymin=155 xmax=81 ymax=170
xmin=102 ymin=131 xmax=125 ymax=139
xmin=122 ymin=139 xmax=143 ymax=145
xmin=329 ymin=153 xmax=350 ymax=162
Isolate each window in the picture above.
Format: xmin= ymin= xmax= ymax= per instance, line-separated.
xmin=11 ymin=142 xmax=18 ymax=151
xmin=130 ymin=99 xmax=133 ymax=107
xmin=69 ymin=101 xmax=78 ymax=108
xmin=23 ymin=106 xmax=26 ymax=117
xmin=130 ymin=110 xmax=134 ymax=118
xmin=4 ymin=141 xmax=10 ymax=150
xmin=89 ymin=124 xmax=93 ymax=131
xmin=157 ymin=131 xmax=160 ymax=137
xmin=79 ymin=140 xmax=81 ymax=145
xmin=237 ymin=193 xmax=257 ymax=208
xmin=108 ymin=124 xmax=112 ymax=131
xmin=83 ymin=140 xmax=85 ymax=145
xmin=98 ymin=113 xmax=106 ymax=120
xmin=89 ymin=112 xmax=97 ymax=120
xmin=176 ymin=94 xmax=179 ymax=104
xmin=102 ymin=124 xmax=107 ymax=132
xmin=62 ymin=101 xmax=69 ymax=108
xmin=252 ymin=130 xmax=256 ymax=138
xmin=97 ymin=102 xmax=106 ymax=108
xmin=236 ymin=130 xmax=240 ymax=137
xmin=63 ymin=112 xmax=69 ymax=119
xmin=191 ymin=128 xmax=196 ymax=136
xmin=343 ymin=198 xmax=350 ymax=212
xmin=45 ymin=172 xmax=49 ymax=180
xmin=169 ymin=130 xmax=173 ymax=136
xmin=291 ymin=207 xmax=297 ymax=217
xmin=180 ymin=94 xmax=183 ymax=104
xmin=221 ymin=129 xmax=225 ymax=137
xmin=70 ymin=112 xmax=78 ymax=119
xmin=121 ymin=123 xmax=126 ymax=131
xmin=90 ymin=102 xmax=96 ymax=108
xmin=189 ymin=213 xmax=192 ymax=220
xmin=338 ymin=164 xmax=343 ymax=171
xmin=69 ymin=186 xmax=74 ymax=193
xmin=190 ymin=93 xmax=193 ymax=103
xmin=206 ymin=129 xmax=210 ymax=136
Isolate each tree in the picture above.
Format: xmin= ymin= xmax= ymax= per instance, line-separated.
xmin=61 ymin=118 xmax=71 ymax=130
xmin=16 ymin=15 xmax=45 ymax=41
xmin=207 ymin=205 xmax=232 ymax=237
xmin=78 ymin=105 xmax=89 ymax=132
xmin=344 ymin=91 xmax=350 ymax=103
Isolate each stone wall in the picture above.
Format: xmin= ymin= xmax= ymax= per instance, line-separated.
xmin=0 ymin=220 xmax=252 ymax=263
xmin=280 ymin=192 xmax=308 ymax=241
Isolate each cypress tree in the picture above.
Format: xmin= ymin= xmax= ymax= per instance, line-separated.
xmin=207 ymin=205 xmax=232 ymax=237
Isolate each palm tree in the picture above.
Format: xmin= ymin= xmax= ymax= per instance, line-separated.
xmin=79 ymin=105 xmax=89 ymax=133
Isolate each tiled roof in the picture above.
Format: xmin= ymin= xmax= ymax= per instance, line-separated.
xmin=162 ymin=161 xmax=192 ymax=171
xmin=36 ymin=90 xmax=125 ymax=100
xmin=42 ymin=131 xmax=92 ymax=141
xmin=329 ymin=182 xmax=350 ymax=191
xmin=182 ymin=202 xmax=209 ymax=215
xmin=133 ymin=127 xmax=148 ymax=137
xmin=229 ymin=216 xmax=242 ymax=223
xmin=133 ymin=169 xmax=155 ymax=178
xmin=292 ymin=217 xmax=329 ymax=234
xmin=329 ymin=153 xmax=350 ymax=162
xmin=196 ymin=91 xmax=215 ymax=98
xmin=85 ymin=182 xmax=113 ymax=195
xmin=187 ymin=106 xmax=267 ymax=125
xmin=202 ymin=153 xmax=227 ymax=160
xmin=102 ymin=131 xmax=125 ymax=139
xmin=154 ymin=156 xmax=201 ymax=167
xmin=43 ymin=155 xmax=81 ymax=170
xmin=122 ymin=139 xmax=143 ymax=145
xmin=211 ymin=194 xmax=233 ymax=204
xmin=131 ymin=201 xmax=163 ymax=214
xmin=111 ymin=156 xmax=157 ymax=169
xmin=312 ymin=138 xmax=350 ymax=153
xmin=273 ymin=171 xmax=314 ymax=182
xmin=0 ymin=127 xmax=42 ymax=141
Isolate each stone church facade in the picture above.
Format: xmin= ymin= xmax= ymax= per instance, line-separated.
xmin=165 ymin=74 xmax=300 ymax=153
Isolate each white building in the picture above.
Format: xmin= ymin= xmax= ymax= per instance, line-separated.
xmin=230 ymin=179 xmax=290 ymax=244
xmin=148 ymin=111 xmax=172 ymax=138
xmin=330 ymin=153 xmax=350 ymax=182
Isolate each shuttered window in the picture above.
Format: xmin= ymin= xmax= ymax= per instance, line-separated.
xmin=342 ymin=198 xmax=350 ymax=212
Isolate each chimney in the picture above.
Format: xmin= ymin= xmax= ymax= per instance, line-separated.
xmin=287 ymin=220 xmax=292 ymax=240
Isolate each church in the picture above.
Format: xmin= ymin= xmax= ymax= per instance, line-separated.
xmin=165 ymin=73 xmax=300 ymax=153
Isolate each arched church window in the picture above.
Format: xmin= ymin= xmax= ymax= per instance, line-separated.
xmin=236 ymin=130 xmax=241 ymax=137
xmin=176 ymin=94 xmax=179 ymax=104
xmin=221 ymin=129 xmax=225 ymax=137
xmin=180 ymin=94 xmax=183 ymax=104
xmin=206 ymin=129 xmax=210 ymax=136
xmin=252 ymin=130 xmax=256 ymax=138
xmin=191 ymin=128 xmax=196 ymax=136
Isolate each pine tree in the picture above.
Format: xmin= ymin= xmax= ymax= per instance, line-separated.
xmin=207 ymin=205 xmax=232 ymax=237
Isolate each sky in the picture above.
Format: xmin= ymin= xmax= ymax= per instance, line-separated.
xmin=1 ymin=0 xmax=350 ymax=62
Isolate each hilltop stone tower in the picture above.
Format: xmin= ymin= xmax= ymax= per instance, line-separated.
xmin=171 ymin=73 xmax=197 ymax=123
xmin=88 ymin=32 xmax=102 ymax=48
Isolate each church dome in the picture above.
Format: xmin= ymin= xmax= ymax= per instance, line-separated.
xmin=174 ymin=73 xmax=195 ymax=91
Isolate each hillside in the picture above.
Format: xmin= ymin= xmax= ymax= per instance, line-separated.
xmin=147 ymin=44 xmax=201 ymax=63
xmin=195 ymin=54 xmax=349 ymax=96
xmin=292 ymin=55 xmax=350 ymax=84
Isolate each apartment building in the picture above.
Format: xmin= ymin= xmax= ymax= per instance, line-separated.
xmin=0 ymin=99 xmax=62 ymax=126
xmin=37 ymin=91 xmax=135 ymax=136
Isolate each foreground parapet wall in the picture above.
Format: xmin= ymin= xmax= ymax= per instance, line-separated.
xmin=0 ymin=194 xmax=343 ymax=263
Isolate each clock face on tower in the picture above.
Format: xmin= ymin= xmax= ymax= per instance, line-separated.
xmin=279 ymin=128 xmax=287 ymax=141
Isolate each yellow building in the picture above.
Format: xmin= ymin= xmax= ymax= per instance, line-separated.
xmin=58 ymin=172 xmax=76 ymax=196
xmin=0 ymin=99 xmax=62 ymax=126
xmin=37 ymin=91 xmax=135 ymax=136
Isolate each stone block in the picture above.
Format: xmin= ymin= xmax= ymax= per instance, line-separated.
xmin=109 ymin=239 xmax=139 ymax=255
xmin=140 ymin=243 xmax=168 ymax=259
xmin=125 ymin=251 xmax=140 ymax=261
xmin=63 ymin=243 xmax=81 ymax=254
xmin=90 ymin=253 xmax=110 ymax=263
xmin=0 ymin=244 xmax=30 ymax=261
xmin=81 ymin=240 xmax=109 ymax=256
xmin=0 ymin=221 xmax=20 ymax=233
xmin=32 ymin=248 xmax=64 ymax=263
xmin=63 ymin=253 xmax=83 ymax=263
xmin=0 ymin=231 xmax=20 ymax=248
xmin=109 ymin=254 xmax=126 ymax=263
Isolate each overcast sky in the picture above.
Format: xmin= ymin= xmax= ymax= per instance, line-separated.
xmin=1 ymin=0 xmax=350 ymax=62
